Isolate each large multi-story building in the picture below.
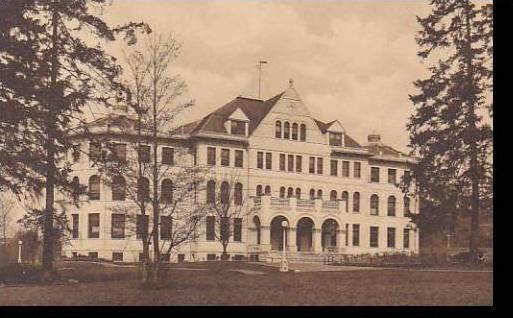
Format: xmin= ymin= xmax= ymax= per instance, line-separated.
xmin=61 ymin=80 xmax=419 ymax=263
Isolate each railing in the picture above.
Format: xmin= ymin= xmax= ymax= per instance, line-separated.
xmin=253 ymin=196 xmax=261 ymax=207
xmin=271 ymin=197 xmax=290 ymax=207
xmin=322 ymin=200 xmax=339 ymax=210
xmin=252 ymin=196 xmax=343 ymax=213
xmin=297 ymin=199 xmax=315 ymax=210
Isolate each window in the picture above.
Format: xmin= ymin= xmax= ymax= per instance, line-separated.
xmin=161 ymin=215 xmax=172 ymax=240
xmin=292 ymin=123 xmax=298 ymax=140
xmin=235 ymin=150 xmax=243 ymax=168
xmin=370 ymin=226 xmax=379 ymax=247
xmin=329 ymin=132 xmax=342 ymax=146
xmin=280 ymin=187 xmax=286 ymax=198
xmin=265 ymin=152 xmax=272 ymax=170
xmin=257 ymin=152 xmax=264 ymax=169
xmin=317 ymin=189 xmax=323 ymax=199
xmin=387 ymin=227 xmax=396 ymax=248
xmin=206 ymin=216 xmax=215 ymax=241
xmin=137 ymin=177 xmax=150 ymax=202
xmin=72 ymin=214 xmax=79 ymax=239
xmin=71 ymin=176 xmax=80 ymax=202
xmin=231 ymin=120 xmax=246 ymax=135
xmin=403 ymin=228 xmax=410 ymax=249
xmin=221 ymin=217 xmax=231 ymax=242
xmin=279 ymin=154 xmax=286 ymax=171
xmin=287 ymin=187 xmax=294 ymax=198
xmin=330 ymin=190 xmax=337 ymax=201
xmin=112 ymin=176 xmax=126 ymax=201
xmin=72 ymin=144 xmax=81 ymax=162
xmin=388 ymin=169 xmax=397 ymax=184
xmin=387 ymin=196 xmax=396 ymax=216
xmin=177 ymin=254 xmax=184 ymax=262
xmin=234 ymin=218 xmax=242 ymax=242
xmin=89 ymin=142 xmax=101 ymax=161
xmin=317 ymin=158 xmax=323 ymax=174
xmin=300 ymin=124 xmax=306 ymax=141
xmin=207 ymin=147 xmax=216 ymax=165
xmin=111 ymin=214 xmax=125 ymax=239
xmin=221 ymin=149 xmax=230 ymax=166
xmin=330 ymin=160 xmax=338 ymax=176
xmin=136 ymin=214 xmax=149 ymax=239
xmin=341 ymin=191 xmax=349 ymax=212
xmin=287 ymin=155 xmax=294 ymax=172
xmin=256 ymin=185 xmax=263 ymax=196
xmin=370 ymin=167 xmax=380 ymax=183
xmin=275 ymin=121 xmax=282 ymax=138
xmin=309 ymin=189 xmax=316 ymax=200
xmin=88 ymin=213 xmax=100 ymax=238
xmin=207 ymin=254 xmax=217 ymax=261
xmin=309 ymin=157 xmax=315 ymax=174
xmin=353 ymin=192 xmax=360 ymax=212
xmin=88 ymin=175 xmax=100 ymax=200
xmin=284 ymin=122 xmax=290 ymax=139
xmin=345 ymin=224 xmax=349 ymax=246
xmin=234 ymin=183 xmax=243 ymax=205
xmin=404 ymin=196 xmax=411 ymax=216
xmin=138 ymin=145 xmax=150 ymax=163
xmin=220 ymin=182 xmax=230 ymax=204
xmin=161 ymin=179 xmax=173 ymax=204
xmin=354 ymin=162 xmax=361 ymax=178
xmin=112 ymin=252 xmax=123 ymax=262
xmin=89 ymin=252 xmax=98 ymax=259
xmin=113 ymin=143 xmax=126 ymax=162
xmin=352 ymin=224 xmax=360 ymax=246
xmin=295 ymin=188 xmax=301 ymax=199
xmin=404 ymin=170 xmax=411 ymax=184
xmin=264 ymin=185 xmax=271 ymax=195
xmin=370 ymin=195 xmax=379 ymax=215
xmin=162 ymin=147 xmax=174 ymax=165
xmin=296 ymin=156 xmax=302 ymax=172
xmin=342 ymin=161 xmax=350 ymax=177
xmin=206 ymin=180 xmax=215 ymax=203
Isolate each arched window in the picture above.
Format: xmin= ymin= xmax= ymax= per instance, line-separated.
xmin=287 ymin=187 xmax=294 ymax=198
xmin=264 ymin=185 xmax=271 ymax=195
xmin=300 ymin=124 xmax=306 ymax=141
xmin=353 ymin=192 xmax=360 ymax=212
xmin=341 ymin=191 xmax=349 ymax=212
xmin=206 ymin=180 xmax=216 ymax=203
xmin=72 ymin=176 xmax=81 ymax=202
xmin=234 ymin=183 xmax=243 ymax=205
xmin=161 ymin=179 xmax=173 ymax=204
xmin=370 ymin=194 xmax=379 ymax=215
xmin=388 ymin=196 xmax=396 ymax=216
xmin=221 ymin=181 xmax=230 ymax=204
xmin=309 ymin=189 xmax=316 ymax=200
xmin=295 ymin=188 xmax=301 ymax=199
xmin=284 ymin=122 xmax=290 ymax=139
xmin=404 ymin=196 xmax=411 ymax=216
xmin=280 ymin=187 xmax=286 ymax=198
xmin=137 ymin=177 xmax=150 ymax=202
xmin=256 ymin=185 xmax=263 ymax=197
xmin=330 ymin=190 xmax=338 ymax=201
xmin=317 ymin=189 xmax=323 ymax=199
xmin=89 ymin=175 xmax=100 ymax=200
xmin=275 ymin=121 xmax=282 ymax=138
xmin=112 ymin=176 xmax=126 ymax=201
xmin=292 ymin=123 xmax=298 ymax=140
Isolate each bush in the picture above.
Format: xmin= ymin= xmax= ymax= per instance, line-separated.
xmin=0 ymin=264 xmax=49 ymax=285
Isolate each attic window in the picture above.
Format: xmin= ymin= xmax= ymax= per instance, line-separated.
xmin=329 ymin=132 xmax=343 ymax=147
xmin=231 ymin=120 xmax=246 ymax=136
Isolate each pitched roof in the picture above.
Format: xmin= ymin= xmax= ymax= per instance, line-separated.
xmin=313 ymin=119 xmax=363 ymax=148
xmin=364 ymin=144 xmax=409 ymax=158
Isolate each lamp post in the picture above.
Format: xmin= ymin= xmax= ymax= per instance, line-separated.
xmin=280 ymin=220 xmax=289 ymax=272
xmin=17 ymin=240 xmax=23 ymax=264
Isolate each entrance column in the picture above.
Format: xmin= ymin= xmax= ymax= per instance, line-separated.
xmin=287 ymin=227 xmax=297 ymax=252
xmin=261 ymin=225 xmax=271 ymax=252
xmin=313 ymin=228 xmax=322 ymax=253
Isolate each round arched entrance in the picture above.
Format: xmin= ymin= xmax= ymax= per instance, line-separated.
xmin=321 ymin=219 xmax=339 ymax=252
xmin=270 ymin=215 xmax=289 ymax=251
xmin=296 ymin=217 xmax=314 ymax=252
xmin=253 ymin=216 xmax=261 ymax=245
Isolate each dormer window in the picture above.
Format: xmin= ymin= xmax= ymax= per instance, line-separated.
xmin=230 ymin=120 xmax=246 ymax=136
xmin=329 ymin=132 xmax=343 ymax=147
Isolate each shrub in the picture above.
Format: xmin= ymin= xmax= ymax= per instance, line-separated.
xmin=0 ymin=264 xmax=49 ymax=285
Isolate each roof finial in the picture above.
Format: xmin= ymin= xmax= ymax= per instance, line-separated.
xmin=289 ymin=78 xmax=294 ymax=88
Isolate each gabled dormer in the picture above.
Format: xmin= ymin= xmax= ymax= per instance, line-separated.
xmin=326 ymin=120 xmax=346 ymax=147
xmin=225 ymin=107 xmax=250 ymax=137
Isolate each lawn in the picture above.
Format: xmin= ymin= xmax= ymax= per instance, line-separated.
xmin=0 ymin=261 xmax=492 ymax=305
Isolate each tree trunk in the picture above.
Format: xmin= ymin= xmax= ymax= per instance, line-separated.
xmin=150 ymin=55 xmax=160 ymax=283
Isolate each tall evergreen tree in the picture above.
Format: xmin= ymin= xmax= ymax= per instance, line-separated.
xmin=406 ymin=0 xmax=492 ymax=262
xmin=0 ymin=0 xmax=148 ymax=279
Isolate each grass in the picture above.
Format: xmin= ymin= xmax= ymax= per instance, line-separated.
xmin=0 ymin=261 xmax=492 ymax=305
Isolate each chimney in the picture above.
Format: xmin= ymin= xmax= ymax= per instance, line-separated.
xmin=368 ymin=133 xmax=381 ymax=143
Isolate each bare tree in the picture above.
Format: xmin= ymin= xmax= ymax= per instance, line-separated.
xmin=0 ymin=190 xmax=16 ymax=244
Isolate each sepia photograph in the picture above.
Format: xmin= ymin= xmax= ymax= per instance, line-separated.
xmin=0 ymin=0 xmax=494 ymax=308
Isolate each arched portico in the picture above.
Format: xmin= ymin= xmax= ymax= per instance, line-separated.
xmin=252 ymin=215 xmax=261 ymax=245
xmin=296 ymin=217 xmax=314 ymax=252
xmin=270 ymin=215 xmax=289 ymax=251
xmin=321 ymin=219 xmax=339 ymax=251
